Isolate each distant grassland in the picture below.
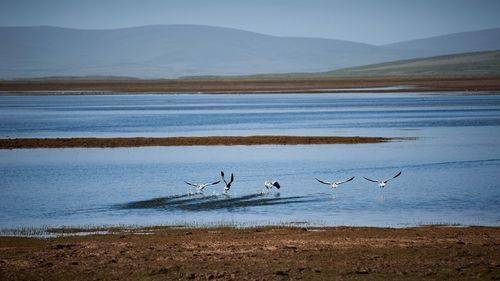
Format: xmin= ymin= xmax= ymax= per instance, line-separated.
xmin=0 ymin=136 xmax=396 ymax=149
xmin=1 ymin=50 xmax=500 ymax=93
xmin=1 ymin=75 xmax=500 ymax=93
xmin=319 ymin=50 xmax=500 ymax=77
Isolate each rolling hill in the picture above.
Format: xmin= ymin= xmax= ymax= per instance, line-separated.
xmin=0 ymin=25 xmax=410 ymax=79
xmin=1 ymin=25 xmax=499 ymax=79
xmin=384 ymin=28 xmax=500 ymax=56
xmin=321 ymin=50 xmax=500 ymax=77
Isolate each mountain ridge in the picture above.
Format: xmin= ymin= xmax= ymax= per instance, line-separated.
xmin=1 ymin=24 xmax=499 ymax=79
xmin=384 ymin=28 xmax=500 ymax=56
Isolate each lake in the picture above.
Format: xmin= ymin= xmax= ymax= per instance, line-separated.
xmin=1 ymin=92 xmax=499 ymax=229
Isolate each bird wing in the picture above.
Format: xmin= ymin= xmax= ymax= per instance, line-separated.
xmin=363 ymin=177 xmax=379 ymax=183
xmin=315 ymin=178 xmax=332 ymax=185
xmin=336 ymin=176 xmax=355 ymax=185
xmin=184 ymin=181 xmax=197 ymax=187
xmin=384 ymin=171 xmax=402 ymax=183
xmin=220 ymin=171 xmax=227 ymax=185
xmin=273 ymin=181 xmax=281 ymax=189
xmin=208 ymin=180 xmax=221 ymax=186
xmin=228 ymin=173 xmax=234 ymax=185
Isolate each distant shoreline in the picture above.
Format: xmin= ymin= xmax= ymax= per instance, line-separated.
xmin=0 ymin=136 xmax=399 ymax=149
xmin=1 ymin=75 xmax=499 ymax=94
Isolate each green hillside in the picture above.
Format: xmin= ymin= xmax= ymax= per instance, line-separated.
xmin=322 ymin=50 xmax=500 ymax=77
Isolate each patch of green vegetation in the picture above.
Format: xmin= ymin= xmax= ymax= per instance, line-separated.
xmin=322 ymin=50 xmax=500 ymax=77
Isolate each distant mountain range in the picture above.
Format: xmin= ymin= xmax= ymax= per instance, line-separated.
xmin=1 ymin=25 xmax=499 ymax=79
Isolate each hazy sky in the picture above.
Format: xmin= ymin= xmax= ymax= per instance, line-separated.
xmin=1 ymin=0 xmax=499 ymax=45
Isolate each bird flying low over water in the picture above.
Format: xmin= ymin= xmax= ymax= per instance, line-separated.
xmin=363 ymin=171 xmax=401 ymax=188
xmin=264 ymin=180 xmax=281 ymax=190
xmin=220 ymin=171 xmax=235 ymax=192
xmin=315 ymin=177 xmax=355 ymax=189
xmin=184 ymin=180 xmax=221 ymax=191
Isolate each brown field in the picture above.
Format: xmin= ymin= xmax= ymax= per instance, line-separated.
xmin=0 ymin=226 xmax=499 ymax=280
xmin=0 ymin=136 xmax=395 ymax=149
xmin=1 ymin=75 xmax=500 ymax=94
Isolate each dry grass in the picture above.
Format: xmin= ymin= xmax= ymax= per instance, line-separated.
xmin=0 ymin=135 xmax=395 ymax=149
xmin=1 ymin=75 xmax=500 ymax=93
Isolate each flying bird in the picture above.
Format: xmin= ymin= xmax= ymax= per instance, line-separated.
xmin=363 ymin=171 xmax=401 ymax=188
xmin=264 ymin=180 xmax=281 ymax=190
xmin=220 ymin=171 xmax=235 ymax=192
xmin=315 ymin=176 xmax=355 ymax=189
xmin=184 ymin=180 xmax=221 ymax=191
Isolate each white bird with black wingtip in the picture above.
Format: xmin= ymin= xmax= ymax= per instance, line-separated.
xmin=220 ymin=171 xmax=235 ymax=192
xmin=363 ymin=171 xmax=401 ymax=188
xmin=315 ymin=176 xmax=355 ymax=189
xmin=184 ymin=179 xmax=221 ymax=192
xmin=264 ymin=180 xmax=281 ymax=190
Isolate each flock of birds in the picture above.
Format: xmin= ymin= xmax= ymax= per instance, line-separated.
xmin=184 ymin=170 xmax=402 ymax=193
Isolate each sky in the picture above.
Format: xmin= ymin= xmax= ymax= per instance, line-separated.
xmin=0 ymin=0 xmax=499 ymax=45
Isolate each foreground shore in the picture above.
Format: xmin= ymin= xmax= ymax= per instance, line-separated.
xmin=0 ymin=226 xmax=498 ymax=280
xmin=0 ymin=136 xmax=394 ymax=149
xmin=1 ymin=76 xmax=500 ymax=94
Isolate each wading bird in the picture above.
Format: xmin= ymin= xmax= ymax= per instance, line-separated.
xmin=184 ymin=180 xmax=220 ymax=192
xmin=220 ymin=171 xmax=235 ymax=192
xmin=363 ymin=171 xmax=401 ymax=188
xmin=315 ymin=176 xmax=355 ymax=189
xmin=264 ymin=180 xmax=281 ymax=190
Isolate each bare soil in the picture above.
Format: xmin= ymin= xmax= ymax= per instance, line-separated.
xmin=0 ymin=226 xmax=498 ymax=280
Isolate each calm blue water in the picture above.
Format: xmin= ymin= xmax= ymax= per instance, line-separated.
xmin=1 ymin=92 xmax=499 ymax=228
